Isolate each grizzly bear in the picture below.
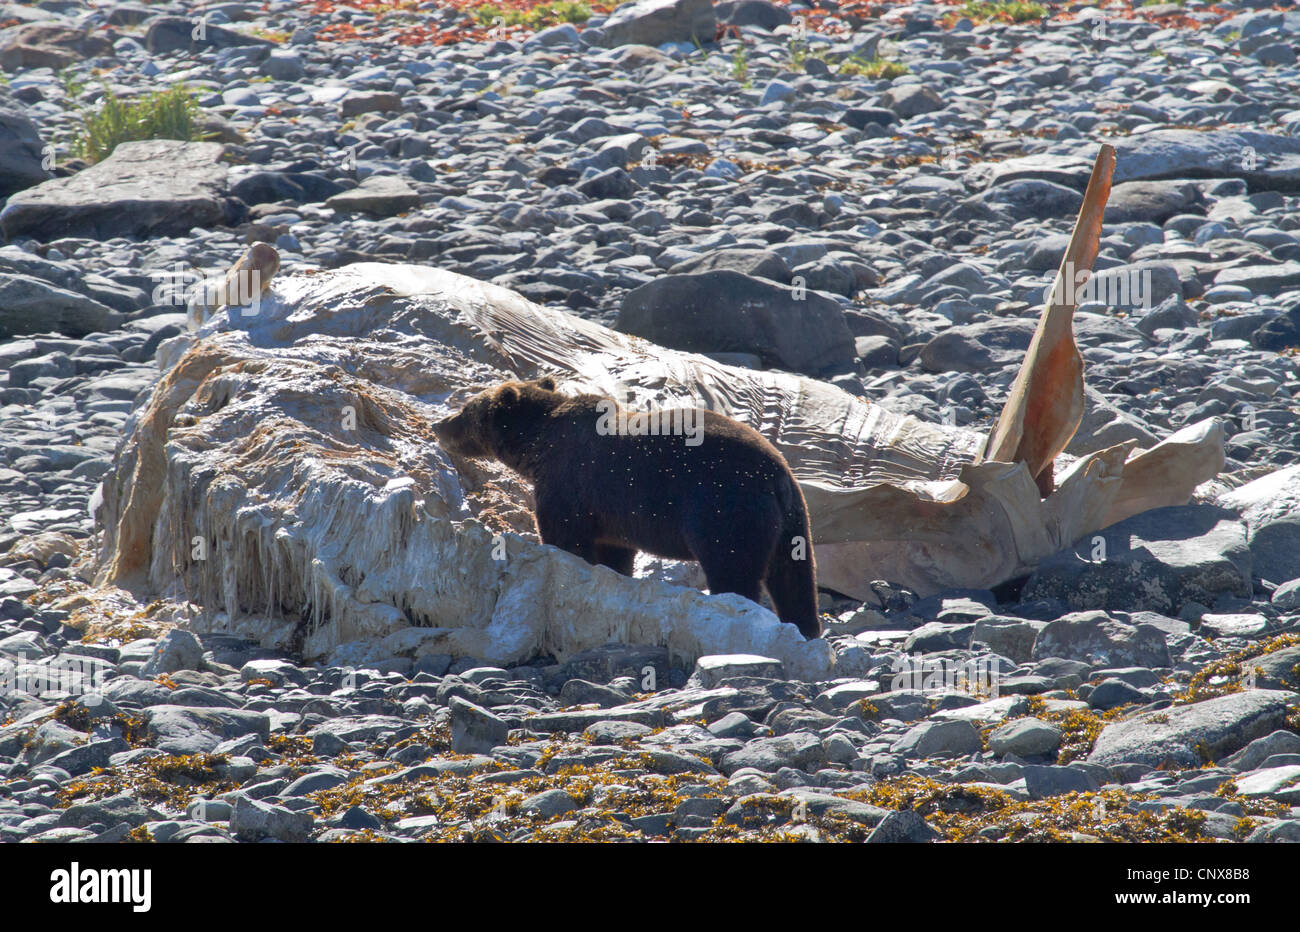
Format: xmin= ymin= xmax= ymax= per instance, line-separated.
xmin=433 ymin=377 xmax=821 ymax=638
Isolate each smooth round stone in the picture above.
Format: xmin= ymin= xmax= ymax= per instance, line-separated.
xmin=1244 ymin=228 xmax=1298 ymax=249
xmin=1202 ymin=284 xmax=1256 ymax=304
xmin=1198 ymin=613 xmax=1269 ymax=639
xmin=222 ymin=87 xmax=261 ymax=107
xmin=1193 ymin=221 xmax=1231 ymax=244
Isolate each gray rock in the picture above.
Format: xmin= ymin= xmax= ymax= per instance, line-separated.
xmin=559 ymin=679 xmax=629 ymax=707
xmin=585 ymin=720 xmax=654 ymax=742
xmin=902 ymin=622 xmax=975 ymax=653
xmin=1087 ymin=678 xmax=1147 ymax=711
xmin=449 ymin=696 xmax=509 ymax=754
xmin=58 ymin=792 xmax=148 ymax=829
xmin=1134 ymin=294 xmax=1199 ymax=337
xmin=0 ymin=22 xmax=112 ymax=70
xmin=576 ymin=167 xmax=635 ymax=200
xmin=881 ymin=84 xmax=945 ymax=119
xmin=919 ymin=318 xmax=1035 ymax=373
xmin=46 ymin=737 xmax=129 ymax=776
xmin=524 ymin=706 xmax=663 ymax=733
xmin=1022 ymin=764 xmax=1100 ymax=799
xmin=325 ymin=175 xmax=420 ymax=216
xmin=779 ymin=788 xmax=888 ymax=826
xmin=865 ymin=808 xmax=940 ymax=842
xmin=668 ymin=247 xmax=792 ymax=283
xmin=0 ymin=103 xmax=49 ymax=197
xmin=1245 ymin=819 xmax=1300 ymax=843
xmin=1271 ymin=578 xmax=1300 ymax=611
xmin=144 ymin=706 xmax=270 ymax=755
xmin=141 ymin=629 xmax=204 ymax=677
xmin=617 ymin=270 xmax=855 ymax=375
xmin=721 ymin=732 xmax=826 ymax=774
xmin=519 ymin=787 xmax=580 ymax=820
xmin=1024 ymin=506 xmax=1252 ymax=615
xmin=892 ymin=719 xmax=981 ymax=758
xmin=1221 ymin=465 xmax=1300 ymax=585
xmin=707 ymin=711 xmax=758 ymax=739
xmin=1031 ymin=611 xmax=1172 ymax=668
xmin=1214 ymin=262 xmax=1300 ymax=295
xmin=594 ymin=0 xmax=715 ymax=48
xmin=261 ymin=50 xmax=305 ymax=81
xmin=1088 ymin=689 xmax=1297 ymax=769
xmin=1103 ymin=180 xmax=1204 ymax=224
xmin=716 ymin=0 xmax=793 ymax=30
xmin=145 ymin=16 xmax=276 ymax=54
xmin=1 ymin=140 xmax=229 ymax=241
xmin=0 ymin=274 xmax=123 ymax=339
xmin=230 ymin=796 xmax=313 ymax=842
xmin=690 ymin=654 xmax=785 ymax=687
xmin=970 ymin=616 xmax=1046 ymax=664
xmin=282 ymin=767 xmax=349 ymax=796
xmin=1246 ymin=645 xmax=1300 ymax=691
xmin=1101 ymin=129 xmax=1300 ymax=190
xmin=960 ymin=180 xmax=1083 ymax=223
xmin=988 ymin=718 xmax=1062 ymax=757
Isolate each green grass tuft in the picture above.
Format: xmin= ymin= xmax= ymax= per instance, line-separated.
xmin=839 ymin=54 xmax=910 ymax=79
xmin=71 ymin=82 xmax=207 ymax=164
xmin=959 ymin=0 xmax=1047 ymax=23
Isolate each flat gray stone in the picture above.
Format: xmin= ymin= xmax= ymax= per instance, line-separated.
xmin=1088 ymin=689 xmax=1297 ymax=769
xmin=1 ymin=140 xmax=229 ymax=241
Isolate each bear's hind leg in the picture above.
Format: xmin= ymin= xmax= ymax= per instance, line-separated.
xmin=685 ymin=521 xmax=771 ymax=608
xmin=765 ymin=554 xmax=821 ymax=638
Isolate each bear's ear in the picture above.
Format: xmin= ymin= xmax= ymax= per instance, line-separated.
xmin=535 ymin=375 xmax=557 ymax=391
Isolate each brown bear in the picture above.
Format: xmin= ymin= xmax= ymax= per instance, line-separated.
xmin=433 ymin=377 xmax=821 ymax=638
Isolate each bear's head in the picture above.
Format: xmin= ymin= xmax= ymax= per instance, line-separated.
xmin=434 ymin=376 xmax=560 ymax=471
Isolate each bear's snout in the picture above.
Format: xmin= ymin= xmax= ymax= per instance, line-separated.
xmin=433 ymin=411 xmax=488 ymax=459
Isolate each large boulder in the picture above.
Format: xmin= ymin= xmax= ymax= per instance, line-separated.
xmin=954 ymin=179 xmax=1084 ymax=223
xmin=667 ymin=247 xmax=793 ymax=284
xmin=593 ymin=0 xmax=716 ymax=48
xmin=617 ymin=270 xmax=855 ymax=375
xmin=1024 ymin=505 xmax=1252 ymax=614
xmin=325 ymin=175 xmax=421 ymax=216
xmin=0 ymin=22 xmax=112 ymax=71
xmin=0 ymin=245 xmax=147 ymax=313
xmin=1088 ymin=690 xmax=1297 ymax=769
xmin=1087 ymin=129 xmax=1300 ymax=191
xmin=1102 ymin=180 xmax=1204 ymax=225
xmin=144 ymin=16 xmax=277 ymax=55
xmin=918 ymin=319 xmax=1036 ymax=374
xmin=1030 ymin=611 xmax=1172 ymax=668
xmin=0 ymin=100 xmax=49 ymax=196
xmin=0 ymin=140 xmax=229 ymax=241
xmin=0 ymin=273 xmax=124 ymax=339
xmin=1218 ymin=466 xmax=1300 ymax=585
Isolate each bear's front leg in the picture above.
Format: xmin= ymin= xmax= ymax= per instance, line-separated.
xmin=534 ymin=497 xmax=598 ymax=566
xmin=592 ymin=544 xmax=636 ymax=576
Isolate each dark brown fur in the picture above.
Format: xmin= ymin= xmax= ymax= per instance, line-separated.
xmin=434 ymin=377 xmax=821 ymax=638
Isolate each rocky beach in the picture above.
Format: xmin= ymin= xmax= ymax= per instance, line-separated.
xmin=2 ymin=0 xmax=1300 ymax=845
